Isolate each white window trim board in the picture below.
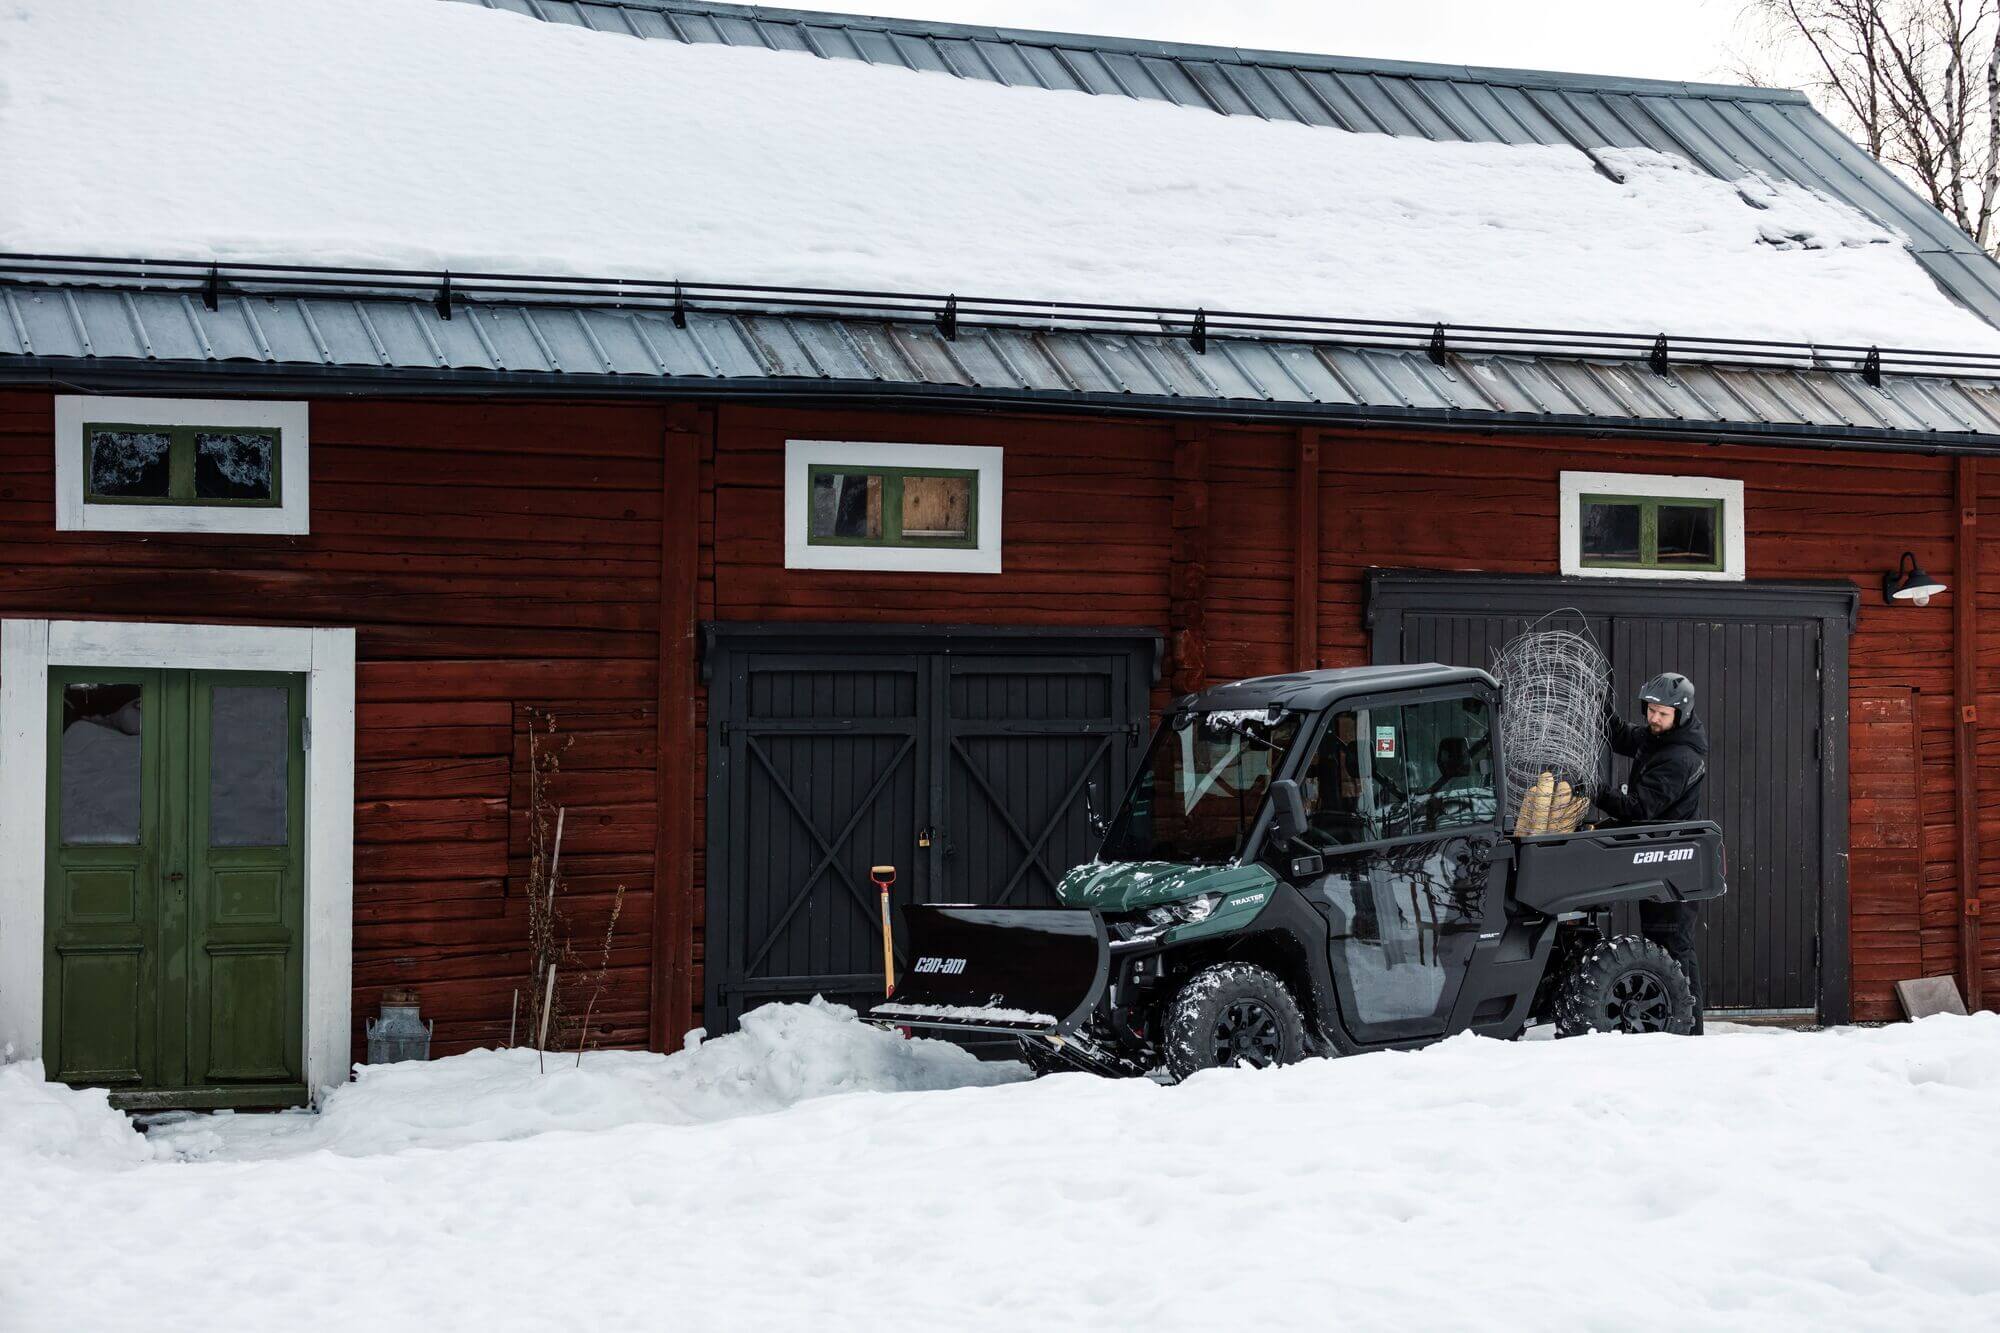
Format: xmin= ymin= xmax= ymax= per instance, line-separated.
xmin=0 ymin=619 xmax=355 ymax=1104
xmin=784 ymin=439 xmax=1004 ymax=573
xmin=1559 ymin=470 xmax=1745 ymax=582
xmin=55 ymin=395 xmax=310 ymax=535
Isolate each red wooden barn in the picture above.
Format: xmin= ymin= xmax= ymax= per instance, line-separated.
xmin=0 ymin=0 xmax=1994 ymax=1106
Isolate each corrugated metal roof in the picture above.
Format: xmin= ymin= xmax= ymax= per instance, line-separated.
xmin=12 ymin=280 xmax=2000 ymax=449
xmin=451 ymin=0 xmax=2000 ymax=333
xmin=13 ymin=2 xmax=2000 ymax=450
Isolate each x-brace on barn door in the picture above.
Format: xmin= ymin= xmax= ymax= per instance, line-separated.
xmin=704 ymin=627 xmax=1156 ymax=1034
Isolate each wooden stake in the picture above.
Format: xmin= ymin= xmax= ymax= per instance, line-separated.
xmin=547 ymin=807 xmax=566 ymax=916
xmin=537 ymin=965 xmax=557 ymax=1073
xmin=507 ymin=988 xmax=519 ymax=1048
xmin=576 ymin=992 xmax=597 ymax=1068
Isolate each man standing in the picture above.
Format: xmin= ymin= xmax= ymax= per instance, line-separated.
xmin=1598 ymin=672 xmax=1709 ymax=1029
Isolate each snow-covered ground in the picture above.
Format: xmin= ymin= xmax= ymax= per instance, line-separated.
xmin=2 ymin=1003 xmax=1995 ymax=1331
xmin=5 ymin=0 xmax=1999 ymax=351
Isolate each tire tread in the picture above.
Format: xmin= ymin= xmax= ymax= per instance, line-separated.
xmin=1553 ymin=933 xmax=1696 ymax=1037
xmin=1164 ymin=962 xmax=1306 ymax=1082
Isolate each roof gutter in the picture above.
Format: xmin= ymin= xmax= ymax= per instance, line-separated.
xmin=11 ymin=356 xmax=2000 ymax=459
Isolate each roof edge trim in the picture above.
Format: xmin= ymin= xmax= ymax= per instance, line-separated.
xmin=471 ymin=0 xmax=1814 ymax=105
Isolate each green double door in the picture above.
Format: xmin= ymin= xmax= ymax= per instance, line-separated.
xmin=44 ymin=668 xmax=306 ymax=1109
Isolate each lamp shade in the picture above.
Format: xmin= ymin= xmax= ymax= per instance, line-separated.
xmin=1883 ymin=552 xmax=1947 ymax=607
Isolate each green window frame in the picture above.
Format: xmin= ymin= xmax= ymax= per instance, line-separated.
xmin=81 ymin=422 xmax=283 ymax=509
xmin=805 ymin=463 xmax=979 ymax=550
xmin=1578 ymin=492 xmax=1724 ymax=572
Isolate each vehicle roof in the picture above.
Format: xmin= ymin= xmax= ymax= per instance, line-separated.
xmin=1179 ymin=663 xmax=1497 ymax=712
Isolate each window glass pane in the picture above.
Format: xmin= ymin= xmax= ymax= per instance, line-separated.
xmin=1375 ymin=697 xmax=1496 ymax=838
xmin=1655 ymin=502 xmax=1718 ymax=566
xmin=809 ymin=471 xmax=882 ymax=540
xmin=87 ymin=429 xmax=171 ymax=499
xmin=194 ymin=431 xmax=275 ymax=502
xmin=210 ymin=686 xmax=289 ymax=847
xmin=1299 ymin=710 xmax=1377 ymax=846
xmin=1098 ymin=709 xmax=1303 ymax=864
xmin=901 ymin=473 xmax=972 ymax=540
xmin=1580 ymin=500 xmax=1641 ymax=564
xmin=61 ymin=684 xmax=143 ymax=845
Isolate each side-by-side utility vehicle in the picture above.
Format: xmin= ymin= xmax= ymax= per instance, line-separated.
xmin=871 ymin=664 xmax=1725 ymax=1080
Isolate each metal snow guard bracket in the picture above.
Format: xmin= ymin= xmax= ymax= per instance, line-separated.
xmin=5 ymin=251 xmax=1998 ymax=381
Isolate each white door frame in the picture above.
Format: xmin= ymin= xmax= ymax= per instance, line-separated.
xmin=0 ymin=619 xmax=355 ymax=1103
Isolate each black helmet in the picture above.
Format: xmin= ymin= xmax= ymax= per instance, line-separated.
xmin=1639 ymin=672 xmax=1695 ymax=714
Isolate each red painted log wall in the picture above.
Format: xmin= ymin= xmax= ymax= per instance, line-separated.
xmin=1 ymin=387 xmax=1988 ymax=1046
xmin=0 ymin=392 xmax=665 ymax=1059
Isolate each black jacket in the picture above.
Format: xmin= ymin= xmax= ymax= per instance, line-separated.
xmin=1598 ymin=705 xmax=1709 ymax=824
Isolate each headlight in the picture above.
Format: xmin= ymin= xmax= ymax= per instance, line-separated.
xmin=1178 ymin=891 xmax=1222 ymax=924
xmin=1138 ymin=892 xmax=1223 ymax=935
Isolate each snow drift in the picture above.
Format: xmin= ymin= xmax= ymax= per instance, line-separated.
xmin=3 ymin=0 xmax=1998 ymax=350
xmin=146 ymin=997 xmax=1024 ymax=1159
xmin=0 ymin=1060 xmax=157 ymax=1166
xmin=3 ymin=1008 xmax=1997 ymax=1330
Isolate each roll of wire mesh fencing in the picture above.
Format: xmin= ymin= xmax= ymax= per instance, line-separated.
xmin=1490 ymin=616 xmax=1611 ymax=832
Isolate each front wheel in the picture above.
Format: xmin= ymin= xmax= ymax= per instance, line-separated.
xmin=1553 ymin=934 xmax=1697 ymax=1037
xmin=1164 ymin=963 xmax=1307 ymax=1082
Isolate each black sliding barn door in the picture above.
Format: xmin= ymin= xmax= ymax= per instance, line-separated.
xmin=1369 ymin=573 xmax=1855 ymax=1019
xmin=706 ymin=628 xmax=1154 ymax=1033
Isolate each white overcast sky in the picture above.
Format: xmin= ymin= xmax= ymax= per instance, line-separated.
xmin=858 ymin=1 xmax=1772 ymax=88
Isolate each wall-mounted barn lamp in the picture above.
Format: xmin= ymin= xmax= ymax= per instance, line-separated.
xmin=1883 ymin=551 xmax=1948 ymax=607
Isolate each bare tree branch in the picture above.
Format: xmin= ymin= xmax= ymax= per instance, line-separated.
xmin=1744 ymin=0 xmax=2000 ymax=251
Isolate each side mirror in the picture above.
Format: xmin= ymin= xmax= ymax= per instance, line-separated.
xmin=1268 ymin=778 xmax=1308 ymax=846
xmin=1084 ymin=779 xmax=1108 ymax=837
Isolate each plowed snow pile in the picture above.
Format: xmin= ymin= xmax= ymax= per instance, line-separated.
xmin=144 ymin=997 xmax=1024 ymax=1160
xmin=2 ymin=1007 xmax=1996 ymax=1331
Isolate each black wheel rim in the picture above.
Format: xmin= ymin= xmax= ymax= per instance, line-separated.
xmin=1604 ymin=970 xmax=1673 ymax=1033
xmin=1211 ymin=999 xmax=1284 ymax=1067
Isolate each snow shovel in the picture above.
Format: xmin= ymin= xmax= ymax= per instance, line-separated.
xmin=867 ymin=904 xmax=1110 ymax=1036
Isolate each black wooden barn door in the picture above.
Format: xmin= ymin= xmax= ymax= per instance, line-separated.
xmin=1610 ymin=617 xmax=1823 ymax=1011
xmin=1369 ymin=573 xmax=1855 ymax=1020
xmin=935 ymin=655 xmax=1136 ymax=911
xmin=715 ymin=653 xmax=927 ymax=1031
xmin=706 ymin=629 xmax=1154 ymax=1033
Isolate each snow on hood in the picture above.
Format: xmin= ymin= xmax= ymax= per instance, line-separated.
xmin=1057 ymin=860 xmax=1277 ymax=912
xmin=3 ymin=0 xmax=1998 ymax=350
xmin=143 ymin=999 xmax=1026 ymax=1160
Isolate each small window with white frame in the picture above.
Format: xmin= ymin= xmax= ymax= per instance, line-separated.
xmin=54 ymin=395 xmax=309 ymax=535
xmin=1560 ymin=471 xmax=1743 ymax=581
xmin=785 ymin=440 xmax=1002 ymax=573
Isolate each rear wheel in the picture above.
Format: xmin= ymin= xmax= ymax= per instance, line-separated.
xmin=1553 ymin=934 xmax=1696 ymax=1037
xmin=1164 ymin=963 xmax=1306 ymax=1082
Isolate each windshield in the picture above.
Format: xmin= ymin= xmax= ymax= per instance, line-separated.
xmin=1099 ymin=707 xmax=1304 ymax=865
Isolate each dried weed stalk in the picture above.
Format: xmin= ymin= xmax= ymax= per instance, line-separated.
xmin=518 ymin=708 xmax=629 ymax=1067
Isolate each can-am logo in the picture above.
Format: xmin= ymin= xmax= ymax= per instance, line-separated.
xmin=913 ymin=956 xmax=967 ymax=975
xmin=1632 ymin=847 xmax=1697 ymax=865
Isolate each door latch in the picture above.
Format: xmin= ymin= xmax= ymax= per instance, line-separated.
xmin=165 ymin=871 xmax=185 ymax=883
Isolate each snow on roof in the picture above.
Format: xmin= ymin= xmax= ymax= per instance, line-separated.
xmin=5 ymin=0 xmax=1999 ymax=352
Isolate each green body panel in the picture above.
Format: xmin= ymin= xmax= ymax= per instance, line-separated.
xmin=1159 ymin=869 xmax=1281 ymax=944
xmin=44 ymin=669 xmax=306 ymax=1109
xmin=1056 ymin=860 xmax=1277 ymax=914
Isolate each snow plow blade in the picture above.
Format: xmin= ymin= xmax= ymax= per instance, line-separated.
xmin=869 ymin=905 xmax=1110 ymax=1036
